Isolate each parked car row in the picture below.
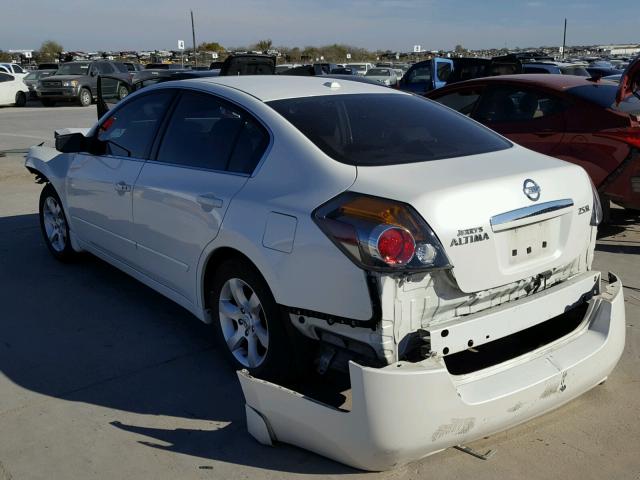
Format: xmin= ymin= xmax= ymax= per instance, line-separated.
xmin=427 ymin=61 xmax=640 ymax=216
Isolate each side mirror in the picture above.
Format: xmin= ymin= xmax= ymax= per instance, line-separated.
xmin=55 ymin=132 xmax=90 ymax=153
xmin=90 ymin=70 xmax=97 ymax=77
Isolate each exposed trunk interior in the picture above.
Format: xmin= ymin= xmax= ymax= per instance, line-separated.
xmin=444 ymin=300 xmax=590 ymax=375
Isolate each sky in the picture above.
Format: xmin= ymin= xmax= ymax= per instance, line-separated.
xmin=1 ymin=0 xmax=636 ymax=53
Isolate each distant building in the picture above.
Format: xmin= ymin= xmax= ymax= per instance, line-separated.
xmin=599 ymin=44 xmax=640 ymax=56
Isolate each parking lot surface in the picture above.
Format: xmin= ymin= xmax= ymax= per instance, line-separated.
xmin=0 ymin=106 xmax=639 ymax=479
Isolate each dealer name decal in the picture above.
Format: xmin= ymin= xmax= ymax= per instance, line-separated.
xmin=450 ymin=226 xmax=490 ymax=247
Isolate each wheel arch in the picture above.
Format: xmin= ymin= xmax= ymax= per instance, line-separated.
xmin=201 ymin=246 xmax=272 ymax=318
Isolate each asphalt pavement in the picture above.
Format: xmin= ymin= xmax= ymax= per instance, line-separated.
xmin=0 ymin=105 xmax=638 ymax=480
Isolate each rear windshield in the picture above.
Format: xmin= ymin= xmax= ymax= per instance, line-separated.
xmin=268 ymin=93 xmax=512 ymax=166
xmin=568 ymin=83 xmax=640 ymax=115
xmin=366 ymin=68 xmax=390 ymax=76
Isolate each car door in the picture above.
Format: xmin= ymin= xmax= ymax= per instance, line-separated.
xmin=472 ymin=85 xmax=566 ymax=155
xmin=131 ymin=89 xmax=270 ymax=303
xmin=66 ymin=90 xmax=175 ymax=264
xmin=0 ymin=73 xmax=15 ymax=105
xmin=400 ymin=61 xmax=434 ymax=95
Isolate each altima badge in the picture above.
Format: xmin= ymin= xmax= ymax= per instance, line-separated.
xmin=523 ymin=179 xmax=541 ymax=201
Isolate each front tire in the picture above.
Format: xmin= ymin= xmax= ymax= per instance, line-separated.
xmin=15 ymin=91 xmax=27 ymax=107
xmin=210 ymin=258 xmax=298 ymax=382
xmin=39 ymin=184 xmax=76 ymax=262
xmin=78 ymin=88 xmax=92 ymax=107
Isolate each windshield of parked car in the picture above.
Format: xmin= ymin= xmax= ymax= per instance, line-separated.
xmin=349 ymin=64 xmax=366 ymax=72
xmin=366 ymin=69 xmax=391 ymax=76
xmin=54 ymin=63 xmax=90 ymax=75
xmin=268 ymin=93 xmax=512 ymax=166
xmin=568 ymin=83 xmax=640 ymax=115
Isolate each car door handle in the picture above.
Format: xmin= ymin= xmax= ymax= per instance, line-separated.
xmin=114 ymin=181 xmax=132 ymax=193
xmin=197 ymin=193 xmax=224 ymax=210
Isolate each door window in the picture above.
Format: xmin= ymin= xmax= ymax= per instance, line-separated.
xmin=436 ymin=62 xmax=452 ymax=82
xmin=157 ymin=91 xmax=268 ymax=174
xmin=13 ymin=65 xmax=25 ymax=74
xmin=406 ymin=66 xmax=431 ymax=84
xmin=0 ymin=72 xmax=13 ymax=83
xmin=96 ymin=62 xmax=115 ymax=74
xmin=97 ymin=91 xmax=174 ymax=158
xmin=433 ymin=89 xmax=482 ymax=115
xmin=474 ymin=86 xmax=566 ymax=123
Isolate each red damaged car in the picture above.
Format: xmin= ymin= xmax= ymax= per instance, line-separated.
xmin=427 ymin=61 xmax=640 ymax=218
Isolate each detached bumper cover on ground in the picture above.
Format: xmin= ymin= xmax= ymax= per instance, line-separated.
xmin=238 ymin=273 xmax=625 ymax=471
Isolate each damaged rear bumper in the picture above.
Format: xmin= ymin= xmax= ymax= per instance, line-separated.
xmin=238 ymin=272 xmax=625 ymax=471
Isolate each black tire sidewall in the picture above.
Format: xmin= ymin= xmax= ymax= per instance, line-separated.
xmin=15 ymin=91 xmax=26 ymax=107
xmin=39 ymin=184 xmax=75 ymax=262
xmin=117 ymin=86 xmax=128 ymax=100
xmin=210 ymin=258 xmax=295 ymax=382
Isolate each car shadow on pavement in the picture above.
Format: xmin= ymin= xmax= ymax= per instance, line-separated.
xmin=0 ymin=213 xmax=354 ymax=475
xmin=597 ymin=207 xmax=639 ymax=240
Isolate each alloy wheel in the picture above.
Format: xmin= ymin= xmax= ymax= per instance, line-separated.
xmin=42 ymin=196 xmax=67 ymax=252
xmin=218 ymin=278 xmax=269 ymax=368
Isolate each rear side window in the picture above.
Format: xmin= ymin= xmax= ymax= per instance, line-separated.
xmin=227 ymin=119 xmax=269 ymax=174
xmin=474 ymin=86 xmax=566 ymax=123
xmin=268 ymin=93 xmax=511 ymax=166
xmin=434 ymin=89 xmax=482 ymax=115
xmin=157 ymin=91 xmax=267 ymax=174
xmin=97 ymin=91 xmax=174 ymax=158
xmin=0 ymin=72 xmax=13 ymax=82
xmin=114 ymin=63 xmax=129 ymax=73
xmin=96 ymin=63 xmax=115 ymax=74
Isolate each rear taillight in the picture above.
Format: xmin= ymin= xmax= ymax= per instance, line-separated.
xmin=596 ymin=129 xmax=640 ymax=149
xmin=313 ymin=192 xmax=452 ymax=273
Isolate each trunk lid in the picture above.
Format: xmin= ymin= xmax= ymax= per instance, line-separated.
xmin=351 ymin=145 xmax=594 ymax=293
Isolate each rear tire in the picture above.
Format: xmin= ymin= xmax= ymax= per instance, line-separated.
xmin=39 ymin=184 xmax=77 ymax=262
xmin=117 ymin=85 xmax=129 ymax=100
xmin=41 ymin=99 xmax=55 ymax=107
xmin=78 ymin=88 xmax=92 ymax=107
xmin=15 ymin=91 xmax=27 ymax=107
xmin=210 ymin=258 xmax=301 ymax=382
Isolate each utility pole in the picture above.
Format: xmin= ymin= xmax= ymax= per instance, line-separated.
xmin=191 ymin=10 xmax=197 ymax=68
xmin=562 ymin=18 xmax=567 ymax=60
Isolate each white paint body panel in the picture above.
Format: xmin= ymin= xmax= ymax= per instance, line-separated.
xmin=239 ymin=275 xmax=625 ymax=471
xmin=0 ymin=76 xmax=28 ymax=105
xmin=351 ymin=146 xmax=594 ymax=293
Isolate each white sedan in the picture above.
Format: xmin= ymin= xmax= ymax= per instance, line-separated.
xmin=25 ymin=76 xmax=625 ymax=470
xmin=0 ymin=72 xmax=28 ymax=106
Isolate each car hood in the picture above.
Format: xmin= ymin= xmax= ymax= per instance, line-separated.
xmin=350 ymin=145 xmax=594 ymax=293
xmin=42 ymin=75 xmax=85 ymax=82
